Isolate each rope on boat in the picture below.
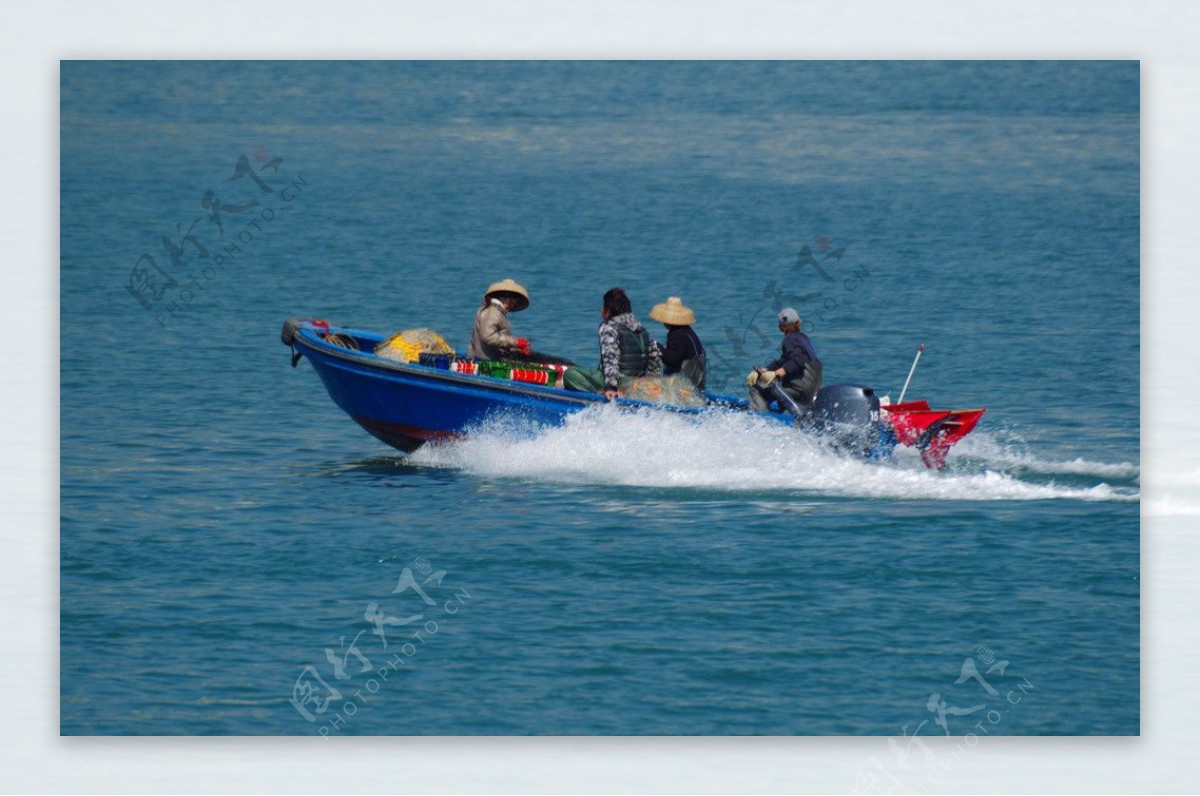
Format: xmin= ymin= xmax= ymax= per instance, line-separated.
xmin=324 ymin=333 xmax=359 ymax=350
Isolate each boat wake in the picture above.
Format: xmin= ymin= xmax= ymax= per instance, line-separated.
xmin=409 ymin=404 xmax=1140 ymax=502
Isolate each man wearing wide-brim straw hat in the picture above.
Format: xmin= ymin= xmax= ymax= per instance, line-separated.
xmin=468 ymin=278 xmax=532 ymax=360
xmin=649 ymin=296 xmax=707 ymax=390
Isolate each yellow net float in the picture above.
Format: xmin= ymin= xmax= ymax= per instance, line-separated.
xmin=375 ymin=329 xmax=455 ymax=362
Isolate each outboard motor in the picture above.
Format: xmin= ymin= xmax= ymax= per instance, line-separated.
xmin=811 ymin=384 xmax=882 ymax=457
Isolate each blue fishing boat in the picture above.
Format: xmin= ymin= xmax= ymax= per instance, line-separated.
xmin=281 ymin=317 xmax=984 ymax=467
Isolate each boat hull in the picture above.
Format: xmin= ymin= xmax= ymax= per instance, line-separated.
xmin=290 ymin=324 xmax=638 ymax=451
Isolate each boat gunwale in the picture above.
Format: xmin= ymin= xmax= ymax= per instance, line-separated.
xmin=293 ymin=326 xmax=602 ymax=405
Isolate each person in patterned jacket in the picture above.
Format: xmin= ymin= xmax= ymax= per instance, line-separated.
xmin=563 ymin=287 xmax=663 ymax=400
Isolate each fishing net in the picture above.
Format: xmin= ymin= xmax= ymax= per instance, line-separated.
xmin=623 ymin=374 xmax=707 ymax=407
xmin=375 ymin=329 xmax=455 ymax=362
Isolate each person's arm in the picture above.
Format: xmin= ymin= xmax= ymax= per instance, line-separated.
xmin=776 ymin=336 xmax=811 ymax=378
xmin=599 ymin=322 xmax=621 ymax=390
xmin=480 ymin=305 xmax=519 ymax=353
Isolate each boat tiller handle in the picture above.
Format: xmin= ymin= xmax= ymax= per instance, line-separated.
xmin=769 ymin=381 xmax=809 ymax=421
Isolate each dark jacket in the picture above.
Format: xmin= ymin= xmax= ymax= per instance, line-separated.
xmin=658 ymin=325 xmax=706 ymax=390
xmin=766 ymin=330 xmax=819 ymax=378
xmin=765 ymin=329 xmax=822 ymax=404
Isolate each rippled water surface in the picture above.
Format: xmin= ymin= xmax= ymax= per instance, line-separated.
xmin=60 ymin=61 xmax=1139 ymax=735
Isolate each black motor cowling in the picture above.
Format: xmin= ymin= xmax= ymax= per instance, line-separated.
xmin=811 ymin=384 xmax=881 ymax=456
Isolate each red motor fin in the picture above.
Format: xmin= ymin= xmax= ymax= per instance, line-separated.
xmin=884 ymin=408 xmax=953 ymax=446
xmin=917 ymin=409 xmax=987 ymax=469
xmin=885 ymin=403 xmax=987 ymax=469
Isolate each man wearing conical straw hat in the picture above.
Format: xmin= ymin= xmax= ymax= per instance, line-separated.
xmin=648 ymin=296 xmax=707 ymax=390
xmin=468 ymin=278 xmax=533 ymax=360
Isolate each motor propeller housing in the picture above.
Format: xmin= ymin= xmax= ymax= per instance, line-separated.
xmin=810 ymin=384 xmax=882 ymax=457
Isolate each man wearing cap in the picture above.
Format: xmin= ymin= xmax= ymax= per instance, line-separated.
xmin=746 ymin=307 xmax=823 ymax=412
xmin=468 ymin=278 xmax=533 ymax=360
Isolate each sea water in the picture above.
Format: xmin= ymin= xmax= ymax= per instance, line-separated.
xmin=60 ymin=61 xmax=1139 ymax=735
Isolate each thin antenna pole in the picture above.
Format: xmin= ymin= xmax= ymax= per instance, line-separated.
xmin=897 ymin=345 xmax=925 ymax=405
